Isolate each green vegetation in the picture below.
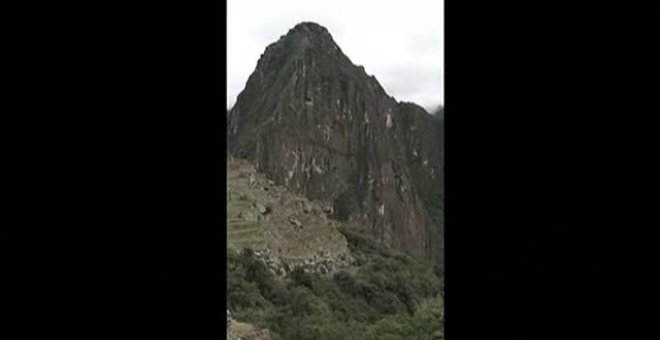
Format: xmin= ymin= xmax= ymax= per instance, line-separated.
xmin=227 ymin=225 xmax=444 ymax=339
xmin=425 ymin=191 xmax=444 ymax=235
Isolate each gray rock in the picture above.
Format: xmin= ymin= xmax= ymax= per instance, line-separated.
xmin=288 ymin=217 xmax=302 ymax=228
xmin=254 ymin=202 xmax=267 ymax=214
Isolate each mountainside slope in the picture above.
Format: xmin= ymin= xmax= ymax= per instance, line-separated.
xmin=227 ymin=22 xmax=443 ymax=265
xmin=228 ymin=155 xmax=353 ymax=276
xmin=227 ymin=224 xmax=443 ymax=340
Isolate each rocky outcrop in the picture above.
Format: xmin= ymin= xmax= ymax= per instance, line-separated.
xmin=228 ymin=22 xmax=443 ymax=264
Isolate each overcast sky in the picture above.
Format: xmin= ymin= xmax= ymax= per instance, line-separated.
xmin=228 ymin=0 xmax=444 ymax=112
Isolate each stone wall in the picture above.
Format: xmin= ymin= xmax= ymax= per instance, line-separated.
xmin=253 ymin=247 xmax=354 ymax=277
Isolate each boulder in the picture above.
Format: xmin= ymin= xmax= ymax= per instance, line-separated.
xmin=247 ymin=173 xmax=257 ymax=187
xmin=288 ymin=217 xmax=302 ymax=228
xmin=254 ymin=202 xmax=267 ymax=214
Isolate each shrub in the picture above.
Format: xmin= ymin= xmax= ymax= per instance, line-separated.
xmin=226 ymin=224 xmax=444 ymax=339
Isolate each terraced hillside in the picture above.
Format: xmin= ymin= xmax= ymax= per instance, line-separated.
xmin=228 ymin=320 xmax=273 ymax=340
xmin=227 ymin=155 xmax=353 ymax=272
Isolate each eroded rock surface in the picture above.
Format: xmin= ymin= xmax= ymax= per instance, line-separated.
xmin=228 ymin=22 xmax=443 ymax=264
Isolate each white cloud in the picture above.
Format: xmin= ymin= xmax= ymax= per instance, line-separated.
xmin=228 ymin=0 xmax=444 ymax=111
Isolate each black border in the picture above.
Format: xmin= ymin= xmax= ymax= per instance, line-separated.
xmin=9 ymin=1 xmax=660 ymax=339
xmin=9 ymin=2 xmax=228 ymax=338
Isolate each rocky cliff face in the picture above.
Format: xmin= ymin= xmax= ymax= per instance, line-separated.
xmin=228 ymin=22 xmax=443 ymax=264
xmin=398 ymin=102 xmax=444 ymax=264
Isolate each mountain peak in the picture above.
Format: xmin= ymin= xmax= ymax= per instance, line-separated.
xmin=283 ymin=22 xmax=338 ymax=50
xmin=262 ymin=22 xmax=340 ymax=56
xmin=248 ymin=22 xmax=350 ymax=90
xmin=288 ymin=21 xmax=330 ymax=35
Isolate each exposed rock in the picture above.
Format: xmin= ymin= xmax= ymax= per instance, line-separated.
xmin=228 ymin=157 xmax=353 ymax=272
xmin=288 ymin=217 xmax=302 ymax=227
xmin=250 ymin=244 xmax=353 ymax=278
xmin=227 ymin=22 xmax=443 ymax=265
xmin=254 ymin=202 xmax=267 ymax=214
